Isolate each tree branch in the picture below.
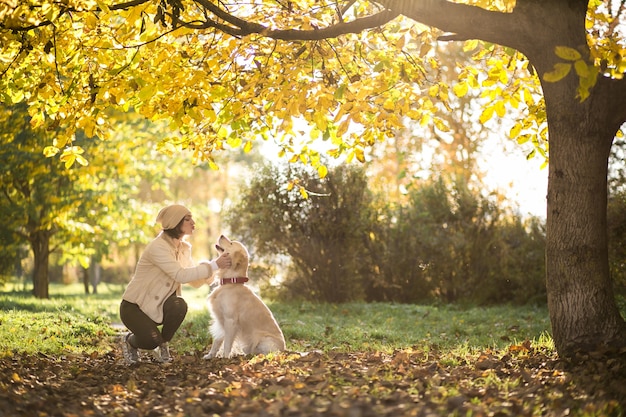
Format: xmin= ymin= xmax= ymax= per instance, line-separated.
xmin=191 ymin=0 xmax=400 ymax=40
xmin=376 ymin=0 xmax=523 ymax=48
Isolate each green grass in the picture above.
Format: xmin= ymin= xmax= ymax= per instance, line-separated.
xmin=0 ymin=283 xmax=124 ymax=356
xmin=0 ymin=282 xmax=553 ymax=357
xmin=270 ymin=302 xmax=551 ymax=353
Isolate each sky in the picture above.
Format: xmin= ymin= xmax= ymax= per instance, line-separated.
xmin=479 ymin=137 xmax=548 ymax=219
xmin=260 ymin=131 xmax=549 ymax=220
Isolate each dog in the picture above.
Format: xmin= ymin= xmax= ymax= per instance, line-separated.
xmin=203 ymin=235 xmax=286 ymax=359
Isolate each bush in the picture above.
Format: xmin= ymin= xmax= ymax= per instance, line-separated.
xmin=608 ymin=191 xmax=626 ymax=295
xmin=227 ymin=163 xmax=546 ymax=305
xmin=366 ymin=176 xmax=546 ymax=305
xmin=226 ymin=162 xmax=373 ymax=302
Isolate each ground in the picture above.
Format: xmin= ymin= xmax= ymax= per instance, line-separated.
xmin=1 ymin=343 xmax=625 ymax=417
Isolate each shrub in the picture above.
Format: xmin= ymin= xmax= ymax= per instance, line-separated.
xmin=226 ymin=162 xmax=373 ymax=302
xmin=227 ymin=164 xmax=546 ymax=305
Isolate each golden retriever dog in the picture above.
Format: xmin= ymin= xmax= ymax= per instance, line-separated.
xmin=203 ymin=235 xmax=286 ymax=359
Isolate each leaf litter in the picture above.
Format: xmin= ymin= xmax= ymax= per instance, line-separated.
xmin=0 ymin=342 xmax=624 ymax=417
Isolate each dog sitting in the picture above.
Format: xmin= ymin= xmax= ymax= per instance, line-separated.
xmin=203 ymin=235 xmax=286 ymax=359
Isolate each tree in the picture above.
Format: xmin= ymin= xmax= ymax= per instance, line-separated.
xmin=0 ymin=104 xmax=193 ymax=298
xmin=2 ymin=0 xmax=626 ymax=355
xmin=0 ymin=104 xmax=82 ymax=298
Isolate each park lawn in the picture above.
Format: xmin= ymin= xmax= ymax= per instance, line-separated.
xmin=0 ymin=283 xmax=624 ymax=416
xmin=0 ymin=283 xmax=551 ymax=356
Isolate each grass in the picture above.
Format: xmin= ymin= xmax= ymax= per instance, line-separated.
xmin=0 ymin=282 xmax=553 ymax=357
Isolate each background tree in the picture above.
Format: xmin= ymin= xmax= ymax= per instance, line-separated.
xmin=0 ymin=105 xmax=198 ymax=298
xmin=0 ymin=103 xmax=86 ymax=298
xmin=2 ymin=0 xmax=626 ymax=355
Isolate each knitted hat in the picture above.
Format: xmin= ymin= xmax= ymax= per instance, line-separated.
xmin=155 ymin=204 xmax=191 ymax=230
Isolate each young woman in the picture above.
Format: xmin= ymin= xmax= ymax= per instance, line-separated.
xmin=120 ymin=204 xmax=231 ymax=365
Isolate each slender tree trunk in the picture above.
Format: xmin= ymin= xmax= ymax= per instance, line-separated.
xmin=91 ymin=260 xmax=100 ymax=294
xmin=543 ymin=80 xmax=626 ymax=355
xmin=82 ymin=266 xmax=90 ymax=295
xmin=31 ymin=231 xmax=50 ymax=299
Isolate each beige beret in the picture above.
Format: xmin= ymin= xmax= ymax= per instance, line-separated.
xmin=155 ymin=204 xmax=191 ymax=230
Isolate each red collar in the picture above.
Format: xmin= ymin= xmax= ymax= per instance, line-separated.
xmin=220 ymin=277 xmax=249 ymax=285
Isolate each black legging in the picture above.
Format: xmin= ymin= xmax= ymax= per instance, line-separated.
xmin=120 ymin=292 xmax=188 ymax=350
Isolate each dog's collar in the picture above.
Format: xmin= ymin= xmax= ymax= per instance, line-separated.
xmin=220 ymin=277 xmax=249 ymax=285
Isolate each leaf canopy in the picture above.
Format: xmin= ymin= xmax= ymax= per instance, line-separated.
xmin=0 ymin=0 xmax=624 ymax=167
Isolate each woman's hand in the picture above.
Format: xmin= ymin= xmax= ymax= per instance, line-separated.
xmin=215 ymin=252 xmax=232 ymax=269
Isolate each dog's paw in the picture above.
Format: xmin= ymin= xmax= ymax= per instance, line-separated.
xmin=202 ymin=353 xmax=215 ymax=360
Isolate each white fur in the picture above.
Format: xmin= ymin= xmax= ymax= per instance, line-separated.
xmin=203 ymin=235 xmax=286 ymax=359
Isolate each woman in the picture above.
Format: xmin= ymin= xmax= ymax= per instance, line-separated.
xmin=120 ymin=204 xmax=231 ymax=365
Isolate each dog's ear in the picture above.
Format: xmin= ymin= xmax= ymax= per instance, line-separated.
xmin=231 ymin=251 xmax=247 ymax=270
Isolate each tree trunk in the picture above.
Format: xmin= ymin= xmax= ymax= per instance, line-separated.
xmin=30 ymin=231 xmax=50 ymax=299
xmin=82 ymin=266 xmax=90 ymax=295
xmin=385 ymin=0 xmax=626 ymax=355
xmin=543 ymin=80 xmax=626 ymax=356
xmin=91 ymin=261 xmax=101 ymax=295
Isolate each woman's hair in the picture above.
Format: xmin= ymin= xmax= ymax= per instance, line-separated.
xmin=162 ymin=217 xmax=185 ymax=239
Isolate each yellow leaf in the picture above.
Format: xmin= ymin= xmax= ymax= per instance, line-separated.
xmin=96 ymin=0 xmax=111 ymax=13
xmin=555 ymin=46 xmax=581 ymax=61
xmin=328 ymin=148 xmax=341 ymax=158
xmin=62 ymin=155 xmax=76 ymax=169
xmin=479 ymin=106 xmax=494 ymax=124
xmin=509 ymin=122 xmax=522 ymax=139
xmin=243 ymin=141 xmax=252 ymax=153
xmin=453 ymin=82 xmax=468 ymax=98
xmin=463 ymin=39 xmax=478 ymax=52
xmin=434 ymin=118 xmax=449 ymax=132
xmin=494 ymin=101 xmax=506 ymax=117
xmin=395 ymin=36 xmax=405 ymax=49
xmin=499 ymin=69 xmax=508 ymax=84
xmin=355 ymin=148 xmax=365 ymax=163
xmin=43 ymin=146 xmax=59 ymax=157
xmin=298 ymin=186 xmax=309 ymax=199
xmin=138 ymin=85 xmax=155 ymax=102
xmin=317 ymin=164 xmax=328 ymax=178
xmin=383 ymin=99 xmax=395 ymax=111
xmin=543 ymin=63 xmax=572 ymax=82
xmin=578 ymin=85 xmax=591 ymax=102
xmin=228 ymin=136 xmax=242 ymax=148
xmin=75 ymin=155 xmax=89 ymax=166
xmin=574 ymin=60 xmax=589 ymax=77
xmin=85 ymin=13 xmax=98 ymax=30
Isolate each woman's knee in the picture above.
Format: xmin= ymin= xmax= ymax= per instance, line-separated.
xmin=170 ymin=297 xmax=188 ymax=315
xmin=163 ymin=297 xmax=188 ymax=322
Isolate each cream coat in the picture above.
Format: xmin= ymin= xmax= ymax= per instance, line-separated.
xmin=122 ymin=232 xmax=215 ymax=323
